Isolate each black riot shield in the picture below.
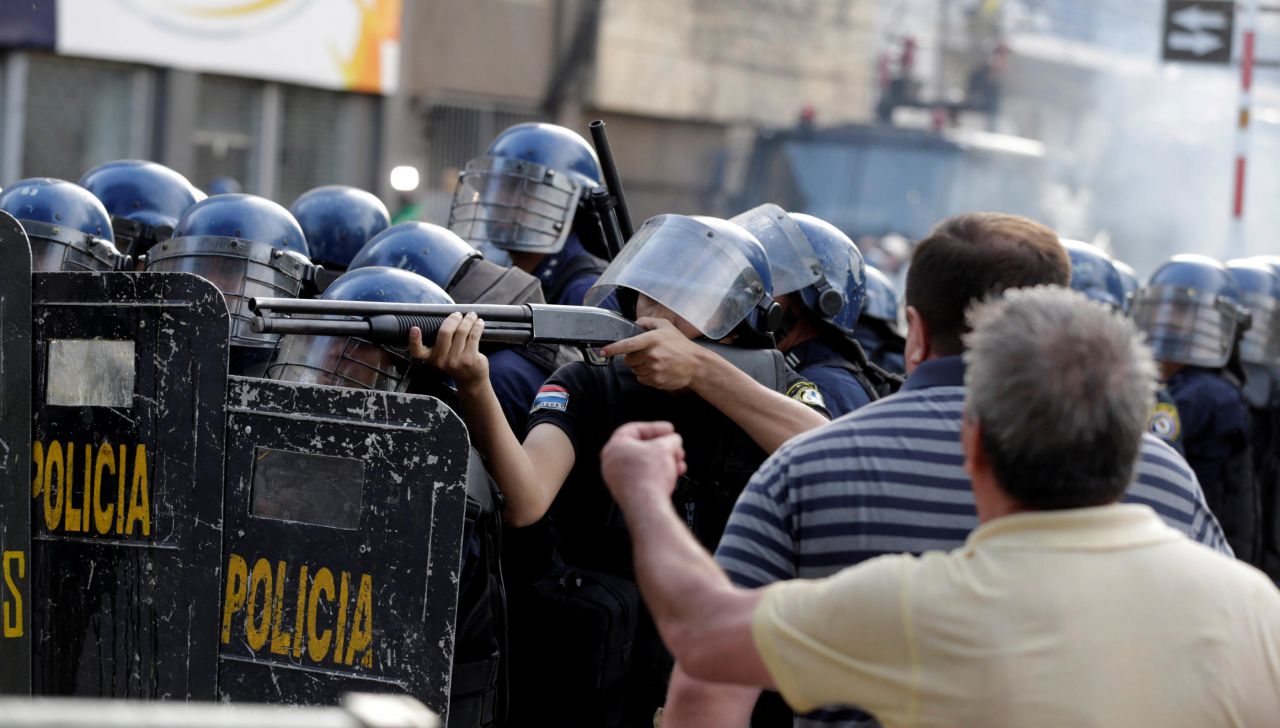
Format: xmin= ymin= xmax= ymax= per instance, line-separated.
xmin=217 ymin=377 xmax=469 ymax=720
xmin=0 ymin=211 xmax=33 ymax=694
xmin=29 ymin=272 xmax=228 ymax=699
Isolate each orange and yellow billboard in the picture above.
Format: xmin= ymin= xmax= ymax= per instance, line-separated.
xmin=55 ymin=0 xmax=401 ymax=94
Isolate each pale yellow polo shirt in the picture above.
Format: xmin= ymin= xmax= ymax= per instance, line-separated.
xmin=753 ymin=504 xmax=1280 ymax=727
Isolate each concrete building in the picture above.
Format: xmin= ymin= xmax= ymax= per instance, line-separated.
xmin=396 ymin=0 xmax=880 ymax=223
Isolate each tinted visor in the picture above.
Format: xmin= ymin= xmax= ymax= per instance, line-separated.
xmin=730 ymin=204 xmax=821 ymax=296
xmin=586 ymin=216 xmax=766 ymax=340
xmin=448 ymin=155 xmax=584 ymax=254
xmin=1132 ymin=285 xmax=1240 ymax=368
xmin=267 ymin=332 xmax=414 ymax=392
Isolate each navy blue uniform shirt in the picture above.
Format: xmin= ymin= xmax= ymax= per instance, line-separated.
xmin=1166 ymin=366 xmax=1250 ymax=487
xmin=785 ymin=337 xmax=873 ymax=418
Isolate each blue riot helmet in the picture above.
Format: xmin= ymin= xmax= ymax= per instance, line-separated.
xmin=729 ymin=204 xmax=848 ymax=325
xmin=289 ymin=185 xmax=391 ymax=270
xmin=1063 ymin=239 xmax=1126 ymax=310
xmin=449 ymin=122 xmax=602 ymax=256
xmin=0 ymin=177 xmax=129 ymax=272
xmin=787 ymin=212 xmax=867 ymax=335
xmin=862 ymin=266 xmax=901 ymax=329
xmin=1114 ymin=259 xmax=1140 ymax=315
xmin=1132 ymin=254 xmax=1247 ymax=369
xmin=1226 ymin=259 xmax=1280 ymax=406
xmin=268 ymin=266 xmax=452 ymax=393
xmin=351 ymin=222 xmax=480 ymax=288
xmin=147 ymin=193 xmax=311 ymax=349
xmin=351 ymin=221 xmax=545 ymax=306
xmin=586 ymin=214 xmax=781 ymax=340
xmin=207 ymin=176 xmax=242 ymax=195
xmin=78 ymin=159 xmax=201 ymax=258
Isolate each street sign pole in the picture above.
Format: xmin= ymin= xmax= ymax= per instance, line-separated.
xmin=1230 ymin=0 xmax=1258 ymax=260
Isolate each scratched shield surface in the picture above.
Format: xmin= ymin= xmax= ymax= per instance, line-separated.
xmin=217 ymin=377 xmax=469 ymax=720
xmin=0 ymin=212 xmax=33 ymax=694
xmin=29 ymin=272 xmax=228 ymax=698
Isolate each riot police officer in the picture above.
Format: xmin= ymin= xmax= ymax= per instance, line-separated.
xmin=289 ymin=185 xmax=390 ymax=291
xmin=265 ymin=264 xmax=511 ymax=727
xmin=349 ymin=221 xmax=554 ymax=431
xmin=731 ymin=204 xmax=889 ymax=415
xmin=855 ymin=264 xmax=907 ymax=376
xmin=1132 ymin=254 xmax=1257 ymax=563
xmin=1227 ymin=258 xmax=1280 ymax=582
xmin=0 ymin=178 xmax=130 ymax=272
xmin=78 ymin=159 xmax=201 ymax=259
xmin=411 ymin=213 xmax=829 ymax=727
xmin=147 ymin=193 xmax=312 ymax=376
xmin=448 ymin=122 xmax=609 ymax=306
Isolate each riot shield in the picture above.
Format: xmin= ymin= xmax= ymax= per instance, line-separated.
xmin=217 ymin=377 xmax=469 ymax=720
xmin=0 ymin=211 xmax=33 ymax=694
xmin=30 ymin=272 xmax=229 ymax=699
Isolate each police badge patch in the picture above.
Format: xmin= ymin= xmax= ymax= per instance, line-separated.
xmin=1147 ymin=401 xmax=1182 ymax=443
xmin=786 ymin=381 xmax=826 ymax=409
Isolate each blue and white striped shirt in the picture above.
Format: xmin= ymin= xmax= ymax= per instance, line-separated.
xmin=715 ymin=356 xmax=1230 ymax=727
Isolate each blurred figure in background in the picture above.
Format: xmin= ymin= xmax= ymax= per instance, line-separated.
xmin=1132 ymin=255 xmax=1256 ymax=564
xmin=1227 ymin=258 xmax=1280 ymax=583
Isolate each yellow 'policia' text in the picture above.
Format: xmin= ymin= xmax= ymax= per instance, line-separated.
xmin=221 ymin=554 xmax=375 ymax=669
xmin=31 ymin=441 xmax=151 ymax=538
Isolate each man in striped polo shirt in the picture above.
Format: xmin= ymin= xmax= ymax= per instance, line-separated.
xmin=661 ymin=213 xmax=1230 ymax=727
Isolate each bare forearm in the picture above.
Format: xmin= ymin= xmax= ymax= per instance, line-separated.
xmin=691 ymin=352 xmax=827 ymax=452
xmin=662 ymin=664 xmax=760 ymax=728
xmin=455 ymin=379 xmax=548 ymax=526
xmin=621 ymin=488 xmax=766 ymax=685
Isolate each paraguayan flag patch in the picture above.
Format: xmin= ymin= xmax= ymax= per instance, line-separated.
xmin=531 ymin=385 xmax=570 ymax=413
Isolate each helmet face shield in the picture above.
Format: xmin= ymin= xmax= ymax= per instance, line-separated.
xmin=24 ymin=221 xmax=128 ymax=272
xmin=147 ymin=236 xmax=310 ymax=348
xmin=448 ymin=155 xmax=585 ymax=254
xmin=267 ymin=332 xmax=414 ymax=392
xmin=1132 ymin=285 xmax=1241 ymax=368
xmin=1239 ymin=290 xmax=1280 ymax=368
xmin=730 ymin=204 xmax=821 ymax=297
xmin=586 ymin=215 xmax=767 ymax=340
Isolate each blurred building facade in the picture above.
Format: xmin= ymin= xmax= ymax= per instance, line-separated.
xmin=400 ymin=0 xmax=879 ymax=223
xmin=0 ymin=0 xmax=880 ymax=222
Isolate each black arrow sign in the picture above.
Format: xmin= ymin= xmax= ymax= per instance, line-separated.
xmin=1162 ymin=0 xmax=1235 ymax=64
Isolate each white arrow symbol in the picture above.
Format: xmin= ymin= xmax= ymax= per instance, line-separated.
xmin=1168 ymin=30 xmax=1224 ymax=55
xmin=1172 ymin=4 xmax=1229 ymax=32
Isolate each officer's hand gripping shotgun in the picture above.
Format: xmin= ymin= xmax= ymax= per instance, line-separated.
xmin=249 ymin=297 xmax=645 ymax=348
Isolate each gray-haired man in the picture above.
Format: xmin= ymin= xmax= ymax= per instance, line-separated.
xmin=601 ymin=286 xmax=1280 ymax=728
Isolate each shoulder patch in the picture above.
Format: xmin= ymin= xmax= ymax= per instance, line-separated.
xmin=531 ymin=384 xmax=570 ymax=413
xmin=1147 ymin=401 xmax=1181 ymax=443
xmin=786 ymin=380 xmax=826 ymax=408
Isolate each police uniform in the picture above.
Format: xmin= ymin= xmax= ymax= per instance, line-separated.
xmin=1166 ymin=366 xmax=1258 ymax=562
xmin=784 ymin=336 xmax=873 ymax=418
xmin=510 ymin=355 xmax=827 ymax=727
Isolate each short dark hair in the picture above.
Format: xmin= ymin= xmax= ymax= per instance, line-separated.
xmin=906 ymin=213 xmax=1070 ymax=356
